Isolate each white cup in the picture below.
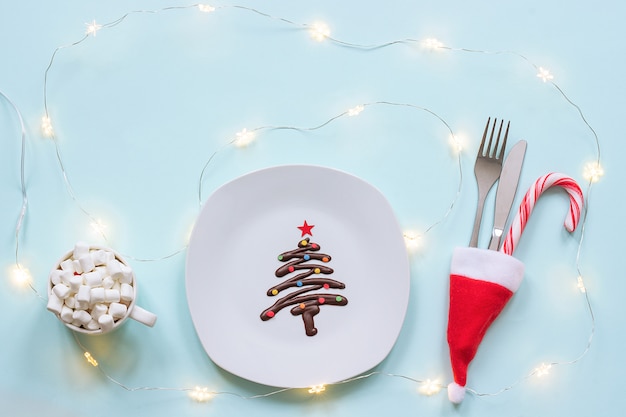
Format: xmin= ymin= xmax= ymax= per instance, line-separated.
xmin=48 ymin=245 xmax=157 ymax=335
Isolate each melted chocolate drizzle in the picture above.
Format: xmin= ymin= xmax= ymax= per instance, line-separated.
xmin=261 ymin=237 xmax=348 ymax=336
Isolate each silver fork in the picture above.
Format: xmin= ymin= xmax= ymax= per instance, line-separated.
xmin=469 ymin=117 xmax=509 ymax=247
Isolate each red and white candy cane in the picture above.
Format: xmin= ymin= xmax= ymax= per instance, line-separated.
xmin=500 ymin=172 xmax=584 ymax=256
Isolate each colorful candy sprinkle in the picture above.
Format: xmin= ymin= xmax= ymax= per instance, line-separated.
xmin=266 ymin=311 xmax=275 ymax=318
xmin=300 ymin=240 xmax=308 ymax=246
xmin=299 ymin=303 xmax=306 ymax=309
xmin=318 ymin=297 xmax=325 ymax=304
xmin=277 ymin=255 xmax=283 ymax=261
xmin=303 ymin=254 xmax=310 ymax=261
xmin=271 ymin=289 xmax=278 ymax=296
xmin=311 ymin=244 xmax=318 ymax=249
xmin=314 ymin=268 xmax=321 ymax=274
xmin=335 ymin=296 xmax=343 ymax=302
xmin=288 ymin=266 xmax=295 ymax=273
xmin=323 ymin=283 xmax=330 ymax=289
xmin=296 ymin=281 xmax=303 ymax=287
xmin=322 ymin=257 xmax=329 ymax=262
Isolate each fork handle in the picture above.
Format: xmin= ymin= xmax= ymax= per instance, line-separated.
xmin=469 ymin=189 xmax=488 ymax=247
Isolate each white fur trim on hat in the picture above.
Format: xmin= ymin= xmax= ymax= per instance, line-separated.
xmin=450 ymin=247 xmax=524 ymax=293
xmin=448 ymin=381 xmax=466 ymax=404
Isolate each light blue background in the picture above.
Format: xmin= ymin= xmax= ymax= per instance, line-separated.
xmin=0 ymin=1 xmax=622 ymax=415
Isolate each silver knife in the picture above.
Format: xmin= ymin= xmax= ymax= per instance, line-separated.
xmin=488 ymin=139 xmax=527 ymax=250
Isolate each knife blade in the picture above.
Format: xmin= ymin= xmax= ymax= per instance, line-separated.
xmin=488 ymin=139 xmax=527 ymax=250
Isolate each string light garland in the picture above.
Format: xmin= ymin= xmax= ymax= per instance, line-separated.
xmin=3 ymin=1 xmax=602 ymax=405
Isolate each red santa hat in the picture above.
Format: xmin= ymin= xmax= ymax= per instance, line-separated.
xmin=447 ymin=247 xmax=524 ymax=403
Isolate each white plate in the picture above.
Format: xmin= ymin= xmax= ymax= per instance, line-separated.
xmin=186 ymin=165 xmax=410 ymax=388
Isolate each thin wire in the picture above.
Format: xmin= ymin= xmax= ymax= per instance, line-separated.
xmin=197 ymin=101 xmax=463 ymax=240
xmin=0 ymin=91 xmax=28 ymax=265
xmin=70 ymin=331 xmax=442 ymax=400
xmin=439 ymin=46 xmax=602 ymax=161
xmin=571 ymin=180 xmax=596 ymax=360
xmin=34 ymin=2 xmax=602 ymax=401
xmin=0 ymin=90 xmax=44 ymax=298
xmin=197 ymin=139 xmax=237 ymax=207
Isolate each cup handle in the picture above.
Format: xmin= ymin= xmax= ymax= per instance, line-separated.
xmin=129 ymin=305 xmax=157 ymax=327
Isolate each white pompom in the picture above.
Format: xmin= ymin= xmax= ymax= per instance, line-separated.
xmin=447 ymin=382 xmax=466 ymax=404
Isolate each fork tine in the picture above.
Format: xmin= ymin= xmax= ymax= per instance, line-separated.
xmin=486 ymin=118 xmax=497 ymax=157
xmin=492 ymin=119 xmax=503 ymax=158
xmin=478 ymin=117 xmax=491 ymax=155
xmin=497 ymin=121 xmax=510 ymax=159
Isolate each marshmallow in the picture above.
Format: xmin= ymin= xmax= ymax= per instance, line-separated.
xmin=83 ymin=269 xmax=104 ymax=287
xmin=60 ymin=305 xmax=74 ymax=323
xmin=46 ymin=293 xmax=64 ymax=315
xmin=98 ymin=314 xmax=114 ymax=332
xmin=90 ymin=287 xmax=105 ymax=304
xmin=72 ymin=310 xmax=92 ymax=326
xmin=75 ymin=300 xmax=89 ymax=311
xmin=52 ymin=283 xmax=71 ymax=300
xmin=119 ymin=265 xmax=133 ymax=285
xmin=91 ymin=303 xmax=107 ymax=320
xmin=49 ymin=269 xmax=64 ymax=286
xmin=104 ymin=289 xmax=120 ymax=303
xmin=102 ymin=276 xmax=114 ymax=289
xmin=76 ymin=285 xmax=91 ymax=304
xmin=120 ymin=283 xmax=134 ymax=302
xmin=78 ymin=254 xmax=96 ymax=273
xmin=73 ymin=242 xmax=90 ymax=260
xmin=69 ymin=274 xmax=83 ymax=292
xmin=60 ymin=259 xmax=75 ymax=273
xmin=86 ymin=319 xmax=100 ymax=331
xmin=60 ymin=270 xmax=74 ymax=286
xmin=108 ymin=302 xmax=127 ymax=319
xmin=65 ymin=295 xmax=76 ymax=309
xmin=106 ymin=259 xmax=124 ymax=281
xmin=92 ymin=250 xmax=113 ymax=266
xmin=72 ymin=259 xmax=83 ymax=274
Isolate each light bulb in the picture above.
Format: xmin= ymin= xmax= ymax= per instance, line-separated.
xmin=85 ymin=20 xmax=103 ymax=37
xmin=418 ymin=379 xmax=442 ymax=396
xmin=84 ymin=352 xmax=98 ymax=367
xmin=403 ymin=230 xmax=423 ymax=252
xmin=347 ymin=105 xmax=364 ymax=116
xmin=41 ymin=116 xmax=54 ymax=137
xmin=90 ymin=219 xmax=108 ymax=238
xmin=234 ymin=128 xmax=256 ymax=148
xmin=198 ymin=4 xmax=216 ymax=13
xmin=189 ymin=386 xmax=213 ymax=402
xmin=449 ymin=133 xmax=465 ymax=154
xmin=9 ymin=264 xmax=32 ymax=287
xmin=583 ymin=161 xmax=604 ymax=183
xmin=308 ymin=384 xmax=326 ymax=394
xmin=536 ymin=67 xmax=554 ymax=82
xmin=421 ymin=38 xmax=444 ymax=50
xmin=534 ymin=363 xmax=552 ymax=377
xmin=309 ymin=22 xmax=330 ymax=42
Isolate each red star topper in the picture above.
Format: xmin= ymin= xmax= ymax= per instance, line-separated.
xmin=297 ymin=220 xmax=314 ymax=237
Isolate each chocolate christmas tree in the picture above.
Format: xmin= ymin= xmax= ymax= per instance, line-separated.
xmin=260 ymin=222 xmax=348 ymax=336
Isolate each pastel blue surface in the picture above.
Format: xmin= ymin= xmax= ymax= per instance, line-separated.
xmin=0 ymin=1 xmax=622 ymax=416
